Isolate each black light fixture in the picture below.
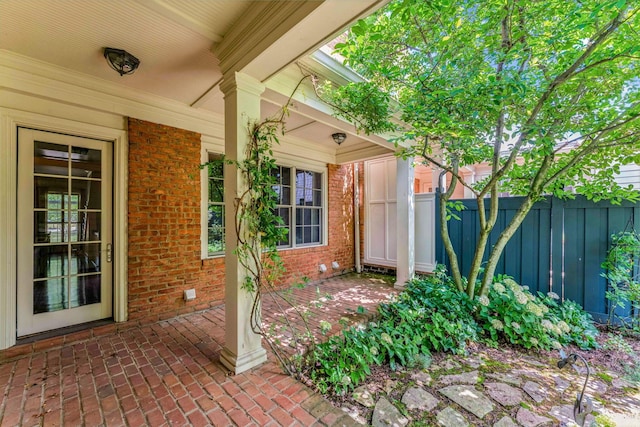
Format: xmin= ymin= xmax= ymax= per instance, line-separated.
xmin=103 ymin=47 xmax=140 ymax=76
xmin=332 ymin=132 xmax=347 ymax=145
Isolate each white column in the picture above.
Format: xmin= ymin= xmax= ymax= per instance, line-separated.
xmin=395 ymin=156 xmax=415 ymax=288
xmin=219 ymin=72 xmax=267 ymax=374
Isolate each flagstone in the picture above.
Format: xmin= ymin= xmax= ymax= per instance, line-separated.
xmin=485 ymin=382 xmax=523 ymax=406
xmin=438 ymin=385 xmax=494 ymax=419
xmin=401 ymin=387 xmax=439 ymax=411
xmin=437 ymin=407 xmax=469 ymax=427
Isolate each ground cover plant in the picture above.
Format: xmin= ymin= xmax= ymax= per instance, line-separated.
xmin=306 ymin=269 xmax=600 ymax=395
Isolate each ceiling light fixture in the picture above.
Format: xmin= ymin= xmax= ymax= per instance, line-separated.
xmin=103 ymin=47 xmax=140 ymax=76
xmin=332 ymin=132 xmax=347 ymax=145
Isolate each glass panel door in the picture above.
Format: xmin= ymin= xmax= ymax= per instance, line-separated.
xmin=18 ymin=129 xmax=113 ymax=336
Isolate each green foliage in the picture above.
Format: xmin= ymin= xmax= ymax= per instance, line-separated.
xmin=476 ymin=277 xmax=598 ymax=350
xmin=326 ymin=0 xmax=640 ymax=298
xmin=308 ymin=272 xmax=601 ymax=393
xmin=602 ymin=230 xmax=640 ymax=331
xmin=542 ymin=293 xmax=600 ymax=349
xmin=307 ymin=271 xmax=478 ymax=394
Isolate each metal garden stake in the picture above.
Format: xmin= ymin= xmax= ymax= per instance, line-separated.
xmin=557 ymin=349 xmax=594 ymax=427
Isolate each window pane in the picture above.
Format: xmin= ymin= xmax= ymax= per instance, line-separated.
xmin=277 ymin=208 xmax=290 ymax=226
xmin=311 ymin=209 xmax=319 ymax=226
xmin=312 ymin=172 xmax=322 ymax=189
xmin=208 ymin=204 xmax=225 ymax=255
xmin=296 ymin=226 xmax=303 ymax=244
xmin=207 ymin=154 xmax=225 ymax=256
xmin=311 ymin=226 xmax=320 ymax=243
xmin=34 ymin=142 xmax=68 ymax=176
xmin=282 ymin=187 xmax=290 ymax=205
xmin=209 ymin=178 xmax=224 ymax=203
xmin=70 ymin=146 xmax=101 ymax=178
xmin=71 ymin=243 xmax=101 ymax=274
xmin=72 ymin=179 xmax=101 ymax=210
xmin=70 ymin=274 xmax=101 ymax=308
xmin=35 ymin=177 xmax=67 ymax=209
xmin=33 ymin=278 xmax=68 ymax=313
xmin=34 ymin=244 xmax=68 ymax=279
xmin=313 ymin=189 xmax=322 ymax=207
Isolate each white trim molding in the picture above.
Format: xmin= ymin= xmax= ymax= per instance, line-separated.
xmin=0 ymin=109 xmax=128 ymax=349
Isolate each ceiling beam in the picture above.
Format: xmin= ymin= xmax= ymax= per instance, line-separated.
xmin=137 ymin=0 xmax=224 ymax=42
xmin=215 ymin=0 xmax=389 ymax=81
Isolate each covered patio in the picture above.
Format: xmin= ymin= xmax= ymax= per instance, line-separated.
xmin=0 ymin=274 xmax=398 ymax=426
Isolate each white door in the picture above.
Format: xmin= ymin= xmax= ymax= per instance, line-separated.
xmin=17 ymin=128 xmax=113 ymax=336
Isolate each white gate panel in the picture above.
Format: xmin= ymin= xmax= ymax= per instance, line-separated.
xmin=415 ymin=193 xmax=436 ymax=272
xmin=364 ymin=157 xmax=436 ymax=272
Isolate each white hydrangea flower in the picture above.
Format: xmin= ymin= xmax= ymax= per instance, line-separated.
xmin=490 ymin=319 xmax=504 ymax=331
xmin=526 ymin=302 xmax=544 ymax=317
xmin=511 ymin=322 xmax=521 ymax=330
xmin=547 ymin=291 xmax=560 ymax=300
xmin=514 ymin=291 xmax=529 ymax=305
xmin=381 ymin=332 xmax=393 ymax=345
xmin=504 ymin=278 xmax=520 ymax=291
xmin=478 ymin=295 xmax=490 ymax=307
xmin=529 ymin=337 xmax=539 ymax=346
xmin=541 ymin=319 xmax=553 ymax=331
xmin=493 ymin=283 xmax=506 ymax=294
xmin=557 ymin=321 xmax=571 ymax=334
xmin=552 ymin=341 xmax=562 ymax=350
xmin=370 ymin=346 xmax=379 ymax=356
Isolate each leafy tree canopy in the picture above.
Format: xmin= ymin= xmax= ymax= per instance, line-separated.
xmin=328 ymin=0 xmax=639 ymax=202
xmin=323 ymin=0 xmax=640 ymax=296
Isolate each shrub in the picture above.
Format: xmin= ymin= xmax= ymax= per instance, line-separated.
xmin=476 ymin=277 xmax=598 ymax=350
xmin=307 ymin=272 xmax=478 ymax=394
xmin=307 ymin=272 xmax=598 ymax=395
xmin=540 ymin=292 xmax=599 ymax=349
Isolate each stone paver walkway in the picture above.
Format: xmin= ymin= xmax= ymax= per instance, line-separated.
xmin=361 ymin=349 xmax=640 ymax=427
xmin=0 ymin=273 xmax=397 ymax=426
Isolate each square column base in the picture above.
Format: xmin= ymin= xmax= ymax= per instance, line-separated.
xmin=220 ymin=346 xmax=267 ymax=375
xmin=394 ymin=280 xmax=407 ymax=289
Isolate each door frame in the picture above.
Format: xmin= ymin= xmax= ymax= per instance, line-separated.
xmin=0 ymin=109 xmax=128 ymax=349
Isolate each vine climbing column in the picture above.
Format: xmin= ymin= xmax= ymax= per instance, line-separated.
xmin=219 ymin=71 xmax=267 ymax=374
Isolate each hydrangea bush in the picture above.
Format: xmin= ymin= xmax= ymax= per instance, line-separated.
xmin=306 ymin=270 xmax=598 ymax=394
xmin=476 ymin=277 xmax=598 ymax=350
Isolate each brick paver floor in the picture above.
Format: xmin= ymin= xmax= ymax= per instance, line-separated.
xmin=0 ymin=273 xmax=398 ymax=426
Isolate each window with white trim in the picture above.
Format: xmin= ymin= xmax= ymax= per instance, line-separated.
xmin=271 ymin=166 xmax=324 ymax=247
xmin=206 ymin=154 xmax=225 ymax=256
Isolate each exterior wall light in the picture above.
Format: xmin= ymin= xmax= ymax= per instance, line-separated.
xmin=104 ymin=47 xmax=140 ymax=76
xmin=332 ymin=132 xmax=346 ymax=145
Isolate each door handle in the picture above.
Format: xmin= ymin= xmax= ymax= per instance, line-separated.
xmin=106 ymin=243 xmax=112 ymax=263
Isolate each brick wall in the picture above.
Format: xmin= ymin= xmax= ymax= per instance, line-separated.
xmin=127 ymin=119 xmax=356 ymax=321
xmin=127 ymin=118 xmax=223 ymax=321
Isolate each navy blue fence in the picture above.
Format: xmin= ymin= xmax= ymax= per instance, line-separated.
xmin=434 ymin=195 xmax=640 ymax=322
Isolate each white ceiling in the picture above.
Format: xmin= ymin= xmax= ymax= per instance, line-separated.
xmin=0 ymin=0 xmax=394 ymax=159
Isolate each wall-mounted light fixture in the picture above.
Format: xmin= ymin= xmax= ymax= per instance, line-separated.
xmin=103 ymin=47 xmax=140 ymax=76
xmin=332 ymin=132 xmax=347 ymax=145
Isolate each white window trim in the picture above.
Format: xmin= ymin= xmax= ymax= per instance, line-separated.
xmin=200 ymin=138 xmax=224 ymax=260
xmin=199 ymin=144 xmax=329 ymax=258
xmin=0 ymin=108 xmax=128 ymax=350
xmin=274 ymin=162 xmax=328 ymax=250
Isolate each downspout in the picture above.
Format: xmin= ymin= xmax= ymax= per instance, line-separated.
xmin=354 ymin=163 xmax=362 ymax=273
